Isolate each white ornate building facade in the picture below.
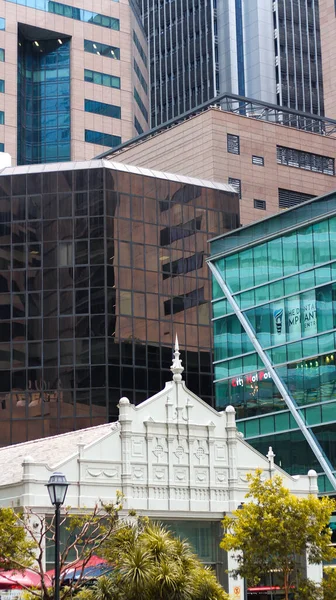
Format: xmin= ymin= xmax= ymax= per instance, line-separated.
xmin=0 ymin=341 xmax=322 ymax=597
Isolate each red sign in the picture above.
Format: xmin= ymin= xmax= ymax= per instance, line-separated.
xmin=231 ymin=370 xmax=272 ymax=387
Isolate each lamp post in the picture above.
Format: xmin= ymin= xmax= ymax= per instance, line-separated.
xmin=266 ymin=447 xmax=275 ymax=600
xmin=46 ymin=472 xmax=69 ymax=600
xmin=237 ymin=503 xmax=248 ymax=600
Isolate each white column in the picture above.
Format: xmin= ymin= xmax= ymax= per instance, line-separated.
xmin=118 ymin=397 xmax=133 ymax=509
xmin=227 ymin=551 xmax=245 ymax=600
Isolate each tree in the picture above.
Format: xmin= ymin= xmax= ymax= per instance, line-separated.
xmin=0 ymin=507 xmax=35 ymax=570
xmin=77 ymin=518 xmax=230 ymax=600
xmin=0 ymin=495 xmax=122 ymax=600
xmin=322 ymin=568 xmax=336 ymax=600
xmin=221 ymin=470 xmax=336 ymax=600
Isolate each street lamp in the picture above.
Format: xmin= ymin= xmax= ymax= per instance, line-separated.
xmin=46 ymin=473 xmax=69 ymax=600
xmin=237 ymin=503 xmax=248 ymax=600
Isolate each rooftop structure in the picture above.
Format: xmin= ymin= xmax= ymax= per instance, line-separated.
xmin=97 ymin=103 xmax=336 ymax=224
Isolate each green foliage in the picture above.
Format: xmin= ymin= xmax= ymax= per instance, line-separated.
xmin=0 ymin=497 xmax=123 ymax=600
xmin=94 ymin=518 xmax=229 ymax=600
xmin=0 ymin=507 xmax=36 ymax=570
xmin=221 ymin=470 xmax=336 ymax=600
xmin=323 ymin=568 xmax=336 ymax=600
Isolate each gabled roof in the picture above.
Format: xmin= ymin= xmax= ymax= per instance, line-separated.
xmin=0 ymin=423 xmax=118 ymax=486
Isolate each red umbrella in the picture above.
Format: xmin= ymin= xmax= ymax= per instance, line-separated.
xmin=0 ymin=569 xmax=52 ymax=589
xmin=46 ymin=555 xmax=107 ymax=579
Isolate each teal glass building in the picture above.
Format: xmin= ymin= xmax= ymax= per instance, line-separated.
xmin=208 ymin=193 xmax=336 ymax=493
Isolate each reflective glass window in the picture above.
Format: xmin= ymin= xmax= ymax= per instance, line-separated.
xmin=133 ymin=30 xmax=147 ymax=67
xmin=18 ymin=36 xmax=70 ymax=165
xmin=134 ymin=87 xmax=148 ymax=122
xmin=84 ymin=39 xmax=120 ymax=60
xmin=84 ymin=99 xmax=121 ymax=119
xmin=133 ymin=59 xmax=148 ymax=94
xmin=85 ymin=130 xmax=121 ymax=147
xmin=84 ymin=69 xmax=120 ymax=89
xmin=134 ymin=116 xmax=143 ymax=135
xmin=6 ymin=1 xmax=119 ymax=27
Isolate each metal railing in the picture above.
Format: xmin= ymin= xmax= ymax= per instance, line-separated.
xmin=94 ymin=92 xmax=336 ymax=160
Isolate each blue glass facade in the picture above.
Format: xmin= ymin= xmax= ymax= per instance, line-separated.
xmin=18 ymin=36 xmax=71 ymax=165
xmin=209 ymin=193 xmax=336 ymax=493
xmin=5 ymin=0 xmax=119 ymax=29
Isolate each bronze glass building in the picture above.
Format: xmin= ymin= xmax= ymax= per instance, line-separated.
xmin=0 ymin=160 xmax=239 ymax=445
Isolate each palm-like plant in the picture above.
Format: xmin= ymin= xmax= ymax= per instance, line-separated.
xmin=98 ymin=519 xmax=229 ymax=600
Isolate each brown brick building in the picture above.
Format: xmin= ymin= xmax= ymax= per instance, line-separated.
xmin=101 ymin=106 xmax=336 ymax=224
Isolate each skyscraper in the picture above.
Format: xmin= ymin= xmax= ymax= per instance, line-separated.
xmin=0 ymin=0 xmax=149 ymax=164
xmin=138 ymin=0 xmax=324 ymax=128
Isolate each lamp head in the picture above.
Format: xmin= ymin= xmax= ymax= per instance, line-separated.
xmin=46 ymin=472 xmax=69 ymax=506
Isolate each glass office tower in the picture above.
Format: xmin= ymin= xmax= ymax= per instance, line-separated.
xmin=208 ymin=193 xmax=336 ymax=493
xmin=137 ymin=0 xmax=324 ymax=129
xmin=0 ymin=160 xmax=238 ymax=446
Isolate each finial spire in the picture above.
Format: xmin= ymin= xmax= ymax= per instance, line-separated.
xmin=266 ymin=446 xmax=275 ymax=470
xmin=171 ymin=334 xmax=184 ymax=382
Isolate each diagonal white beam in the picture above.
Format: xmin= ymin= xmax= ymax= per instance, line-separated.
xmin=208 ymin=260 xmax=336 ymax=491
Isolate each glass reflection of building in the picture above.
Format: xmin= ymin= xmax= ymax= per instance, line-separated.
xmin=0 ymin=161 xmax=238 ymax=446
xmin=208 ymin=193 xmax=336 ymax=493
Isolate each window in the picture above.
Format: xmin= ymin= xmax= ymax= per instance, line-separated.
xmin=59 ymin=242 xmax=73 ymax=267
xmin=134 ymin=87 xmax=148 ymax=122
xmin=6 ymin=1 xmax=120 ymax=29
xmin=0 ymin=112 xmax=4 ymax=125
xmin=134 ymin=116 xmax=144 ymax=135
xmin=134 ymin=59 xmax=148 ymax=94
xmin=159 ymin=185 xmax=201 ymax=212
xmin=133 ymin=30 xmax=147 ymax=67
xmin=278 ymin=188 xmax=314 ymax=209
xmin=252 ymin=155 xmax=264 ymax=166
xmin=0 ymin=19 xmax=5 ymax=30
xmin=164 ymin=287 xmax=205 ymax=316
xmin=160 ymin=217 xmax=202 ymax=246
xmin=228 ymin=177 xmax=241 ymax=199
xmin=84 ymin=69 xmax=120 ymax=89
xmin=162 ymin=253 xmax=203 ymax=279
xmin=84 ymin=99 xmax=121 ymax=119
xmin=0 ymin=80 xmax=4 ymax=93
xmin=85 ymin=130 xmax=121 ymax=147
xmin=0 ymin=143 xmax=4 ymax=152
xmin=0 ymin=48 xmax=4 ymax=62
xmin=84 ymin=40 xmax=120 ymax=60
xmin=276 ymin=146 xmax=334 ymax=176
xmin=254 ymin=199 xmax=266 ymax=210
xmin=227 ymin=134 xmax=240 ymax=155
